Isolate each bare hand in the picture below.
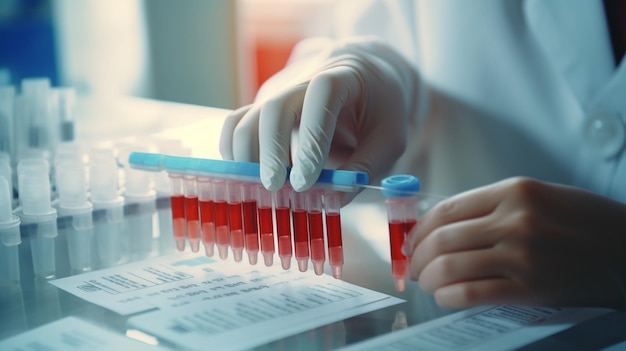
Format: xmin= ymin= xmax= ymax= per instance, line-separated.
xmin=403 ymin=177 xmax=626 ymax=309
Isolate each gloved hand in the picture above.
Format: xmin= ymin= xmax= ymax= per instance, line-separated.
xmin=219 ymin=36 xmax=420 ymax=197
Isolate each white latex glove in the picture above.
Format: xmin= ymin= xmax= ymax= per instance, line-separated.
xmin=220 ymin=36 xmax=419 ymax=196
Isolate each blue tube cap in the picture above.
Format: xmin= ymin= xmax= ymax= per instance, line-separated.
xmin=381 ymin=175 xmax=420 ymax=197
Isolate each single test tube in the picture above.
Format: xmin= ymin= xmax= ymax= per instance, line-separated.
xmin=197 ymin=177 xmax=215 ymax=257
xmin=226 ymin=180 xmax=244 ymax=262
xmin=256 ymin=184 xmax=275 ymax=266
xmin=56 ymin=159 xmax=94 ymax=273
xmin=0 ymin=153 xmax=14 ymax=207
xmin=0 ymin=176 xmax=21 ymax=285
xmin=290 ymin=188 xmax=310 ymax=272
xmin=53 ymin=87 xmax=76 ymax=142
xmin=305 ymin=188 xmax=326 ymax=275
xmin=168 ymin=173 xmax=186 ymax=251
xmin=0 ymin=86 xmax=15 ymax=157
xmin=123 ymin=154 xmax=157 ymax=262
xmin=89 ymin=148 xmax=124 ymax=268
xmin=241 ymin=182 xmax=260 ymax=265
xmin=16 ymin=158 xmax=57 ymax=279
xmin=21 ymin=78 xmax=54 ymax=151
xmin=213 ymin=178 xmax=230 ymax=260
xmin=274 ymin=185 xmax=293 ymax=270
xmin=323 ymin=191 xmax=344 ymax=279
xmin=183 ymin=175 xmax=201 ymax=252
xmin=382 ymin=175 xmax=420 ymax=292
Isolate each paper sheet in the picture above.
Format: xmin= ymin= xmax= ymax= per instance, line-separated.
xmin=0 ymin=317 xmax=166 ymax=351
xmin=338 ymin=304 xmax=612 ymax=351
xmin=127 ymin=277 xmax=402 ymax=351
xmin=51 ymin=253 xmax=402 ymax=316
xmin=51 ymin=253 xmax=403 ymax=350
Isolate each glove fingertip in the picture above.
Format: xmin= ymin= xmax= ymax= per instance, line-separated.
xmin=290 ymin=168 xmax=317 ymax=192
xmin=261 ymin=166 xmax=287 ymax=192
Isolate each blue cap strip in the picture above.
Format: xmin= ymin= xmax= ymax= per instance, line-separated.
xmin=128 ymin=152 xmax=369 ymax=190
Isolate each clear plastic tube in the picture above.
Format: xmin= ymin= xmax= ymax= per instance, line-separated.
xmin=0 ymin=176 xmax=21 ymax=285
xmin=198 ymin=177 xmax=215 ymax=257
xmin=290 ymin=188 xmax=309 ymax=272
xmin=56 ymin=159 xmax=93 ymax=273
xmin=382 ymin=175 xmax=420 ymax=292
xmin=213 ymin=178 xmax=230 ymax=260
xmin=16 ymin=158 xmax=57 ymax=279
xmin=305 ymin=188 xmax=325 ymax=275
xmin=89 ymin=148 xmax=124 ymax=268
xmin=168 ymin=173 xmax=185 ymax=251
xmin=226 ymin=180 xmax=244 ymax=262
xmin=122 ymin=151 xmax=156 ymax=262
xmin=274 ymin=185 xmax=293 ymax=270
xmin=323 ymin=191 xmax=344 ymax=279
xmin=241 ymin=182 xmax=259 ymax=265
xmin=256 ymin=184 xmax=275 ymax=267
xmin=52 ymin=87 xmax=76 ymax=142
xmin=0 ymin=86 xmax=15 ymax=157
xmin=183 ymin=175 xmax=200 ymax=252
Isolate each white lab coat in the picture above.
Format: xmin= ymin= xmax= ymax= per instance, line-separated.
xmin=324 ymin=0 xmax=625 ymax=201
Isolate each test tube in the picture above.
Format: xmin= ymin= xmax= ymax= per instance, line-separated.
xmin=0 ymin=153 xmax=14 ymax=207
xmin=183 ymin=175 xmax=201 ymax=252
xmin=213 ymin=178 xmax=230 ymax=260
xmin=241 ymin=182 xmax=260 ymax=265
xmin=290 ymin=188 xmax=310 ymax=272
xmin=123 ymin=155 xmax=157 ymax=262
xmin=226 ymin=180 xmax=244 ymax=262
xmin=20 ymin=78 xmax=54 ymax=151
xmin=323 ymin=191 xmax=344 ymax=279
xmin=56 ymin=159 xmax=94 ymax=273
xmin=256 ymin=184 xmax=275 ymax=266
xmin=306 ymin=188 xmax=326 ymax=275
xmin=382 ymin=175 xmax=420 ymax=292
xmin=168 ymin=173 xmax=186 ymax=251
xmin=0 ymin=176 xmax=21 ymax=285
xmin=274 ymin=185 xmax=293 ymax=270
xmin=197 ymin=177 xmax=215 ymax=257
xmin=0 ymin=86 xmax=15 ymax=157
xmin=16 ymin=158 xmax=57 ymax=279
xmin=89 ymin=148 xmax=124 ymax=268
xmin=154 ymin=139 xmax=190 ymax=255
xmin=52 ymin=87 xmax=76 ymax=142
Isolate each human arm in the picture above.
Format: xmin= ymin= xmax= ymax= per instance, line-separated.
xmin=403 ymin=177 xmax=626 ymax=309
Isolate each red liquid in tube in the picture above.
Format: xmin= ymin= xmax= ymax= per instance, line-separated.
xmin=308 ymin=210 xmax=325 ymax=275
xmin=242 ymin=199 xmax=259 ymax=265
xmin=292 ymin=209 xmax=309 ymax=272
xmin=258 ymin=206 xmax=275 ymax=266
xmin=199 ymin=199 xmax=215 ymax=257
xmin=185 ymin=196 xmax=200 ymax=252
xmin=228 ymin=202 xmax=244 ymax=262
xmin=170 ymin=195 xmax=186 ymax=251
xmin=325 ymin=212 xmax=343 ymax=278
xmin=214 ymin=200 xmax=229 ymax=259
xmin=275 ymin=206 xmax=292 ymax=270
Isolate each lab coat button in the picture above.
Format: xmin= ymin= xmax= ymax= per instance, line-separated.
xmin=583 ymin=113 xmax=625 ymax=159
